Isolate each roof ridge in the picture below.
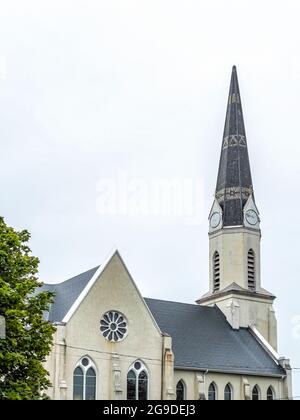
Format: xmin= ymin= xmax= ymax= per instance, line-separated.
xmin=144 ymin=297 xmax=216 ymax=309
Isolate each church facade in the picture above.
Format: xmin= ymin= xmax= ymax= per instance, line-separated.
xmin=43 ymin=67 xmax=292 ymax=400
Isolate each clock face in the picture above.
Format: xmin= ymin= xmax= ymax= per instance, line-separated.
xmin=245 ymin=209 xmax=259 ymax=226
xmin=210 ymin=212 xmax=221 ymax=229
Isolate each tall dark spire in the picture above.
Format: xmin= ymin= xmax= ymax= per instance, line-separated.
xmin=215 ymin=66 xmax=253 ymax=226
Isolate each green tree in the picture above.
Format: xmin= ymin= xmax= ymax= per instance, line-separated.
xmin=0 ymin=217 xmax=55 ymax=400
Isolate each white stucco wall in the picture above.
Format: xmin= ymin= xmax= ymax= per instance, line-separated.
xmin=174 ymin=370 xmax=283 ymax=400
xmin=46 ymin=252 xmax=164 ymax=400
xmin=209 ymin=227 xmax=261 ymax=292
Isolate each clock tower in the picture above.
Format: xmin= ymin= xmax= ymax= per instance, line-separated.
xmin=197 ymin=66 xmax=278 ymax=350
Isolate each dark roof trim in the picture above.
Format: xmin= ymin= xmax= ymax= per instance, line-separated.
xmin=209 ymin=225 xmax=261 ymax=237
xmin=174 ymin=366 xmax=285 ymax=379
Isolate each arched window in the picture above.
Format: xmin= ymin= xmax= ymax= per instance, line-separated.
xmin=73 ymin=357 xmax=96 ymax=400
xmin=127 ymin=369 xmax=136 ymax=400
xmin=127 ymin=361 xmax=148 ymax=400
xmin=224 ymin=383 xmax=233 ymax=400
xmin=208 ymin=382 xmax=217 ymax=400
xmin=213 ymin=251 xmax=220 ymax=292
xmin=138 ymin=370 xmax=148 ymax=400
xmin=73 ymin=366 xmax=84 ymax=400
xmin=252 ymin=385 xmax=260 ymax=400
xmin=248 ymin=249 xmax=255 ymax=291
xmin=176 ymin=380 xmax=185 ymax=400
xmin=267 ymin=386 xmax=275 ymax=400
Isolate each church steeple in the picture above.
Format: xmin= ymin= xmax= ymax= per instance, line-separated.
xmin=215 ymin=66 xmax=253 ymax=227
xmin=199 ymin=67 xmax=277 ymax=350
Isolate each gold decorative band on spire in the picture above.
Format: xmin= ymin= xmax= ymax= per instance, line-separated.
xmin=215 ymin=186 xmax=253 ymax=202
xmin=222 ymin=134 xmax=247 ymax=149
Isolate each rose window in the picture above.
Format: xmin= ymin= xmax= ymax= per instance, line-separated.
xmin=100 ymin=311 xmax=127 ymax=342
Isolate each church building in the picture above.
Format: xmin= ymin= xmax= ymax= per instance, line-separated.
xmin=43 ymin=67 xmax=292 ymax=400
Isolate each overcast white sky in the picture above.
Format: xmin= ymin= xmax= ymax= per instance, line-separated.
xmin=1 ymin=0 xmax=300 ymax=398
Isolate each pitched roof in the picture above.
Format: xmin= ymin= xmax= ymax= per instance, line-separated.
xmin=145 ymin=298 xmax=284 ymax=377
xmin=42 ymin=267 xmax=284 ymax=377
xmin=41 ymin=266 xmax=99 ymax=322
xmin=197 ymin=282 xmax=275 ymax=304
xmin=216 ymin=66 xmax=254 ymax=226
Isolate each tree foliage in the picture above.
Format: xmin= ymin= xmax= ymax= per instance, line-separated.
xmin=0 ymin=217 xmax=55 ymax=399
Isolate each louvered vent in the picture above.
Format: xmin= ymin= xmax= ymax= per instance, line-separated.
xmin=248 ymin=249 xmax=255 ymax=291
xmin=213 ymin=251 xmax=220 ymax=292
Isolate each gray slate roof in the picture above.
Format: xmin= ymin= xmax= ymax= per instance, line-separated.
xmin=42 ymin=267 xmax=284 ymax=377
xmin=145 ymin=298 xmax=284 ymax=376
xmin=42 ymin=266 xmax=99 ymax=322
